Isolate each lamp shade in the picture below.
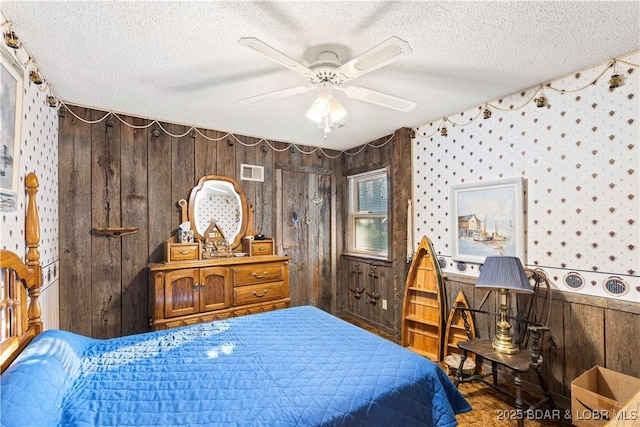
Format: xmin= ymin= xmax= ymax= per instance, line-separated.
xmin=475 ymin=256 xmax=533 ymax=294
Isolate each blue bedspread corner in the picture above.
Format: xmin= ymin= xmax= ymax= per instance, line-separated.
xmin=1 ymin=329 xmax=93 ymax=426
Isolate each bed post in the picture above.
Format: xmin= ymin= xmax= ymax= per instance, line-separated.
xmin=25 ymin=172 xmax=42 ymax=334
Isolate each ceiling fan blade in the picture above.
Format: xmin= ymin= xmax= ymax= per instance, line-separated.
xmin=239 ymin=85 xmax=313 ymax=104
xmin=238 ymin=37 xmax=315 ymax=80
xmin=342 ymin=86 xmax=416 ymax=112
xmin=336 ymin=36 xmax=412 ymax=80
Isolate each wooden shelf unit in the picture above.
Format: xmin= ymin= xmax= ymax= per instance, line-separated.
xmin=444 ymin=290 xmax=476 ymax=358
xmin=401 ymin=236 xmax=446 ymax=362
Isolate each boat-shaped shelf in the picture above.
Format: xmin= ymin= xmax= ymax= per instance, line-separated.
xmin=401 ymin=236 xmax=446 ymax=362
xmin=443 ymin=290 xmax=477 ymax=375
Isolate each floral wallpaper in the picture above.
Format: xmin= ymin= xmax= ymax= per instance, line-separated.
xmin=412 ymin=51 xmax=639 ymax=302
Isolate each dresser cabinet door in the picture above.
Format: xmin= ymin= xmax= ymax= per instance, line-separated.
xmin=164 ymin=268 xmax=199 ymax=318
xmin=199 ymin=267 xmax=232 ymax=312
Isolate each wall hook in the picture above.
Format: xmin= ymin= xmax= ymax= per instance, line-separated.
xmin=311 ymin=192 xmax=322 ymax=205
xmin=367 ymin=266 xmax=381 ymax=304
xmin=349 ymin=265 xmax=365 ymax=299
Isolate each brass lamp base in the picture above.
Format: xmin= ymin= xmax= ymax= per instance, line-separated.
xmin=493 ymin=288 xmax=520 ymax=354
xmin=492 ymin=331 xmax=520 ymax=354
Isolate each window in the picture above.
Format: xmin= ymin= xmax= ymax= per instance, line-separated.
xmin=347 ymin=168 xmax=389 ymax=258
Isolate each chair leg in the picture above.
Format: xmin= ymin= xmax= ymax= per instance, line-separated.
xmin=455 ymin=351 xmax=468 ymax=387
xmin=514 ymin=373 xmax=524 ymax=427
xmin=491 ymin=361 xmax=498 ymax=385
xmin=534 ymin=362 xmax=556 ymax=409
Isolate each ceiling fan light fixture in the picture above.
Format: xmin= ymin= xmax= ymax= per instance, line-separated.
xmin=329 ymin=97 xmax=348 ymax=122
xmin=305 ymin=93 xmax=331 ymax=123
xmin=306 ymin=92 xmax=347 ymax=124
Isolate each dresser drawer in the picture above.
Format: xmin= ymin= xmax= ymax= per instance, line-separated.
xmin=233 ymin=262 xmax=284 ymax=286
xmin=234 ymin=281 xmax=286 ymax=306
xmin=233 ymin=300 xmax=290 ymax=317
xmin=166 ymin=243 xmax=200 ymax=261
xmin=242 ymin=238 xmax=274 ymax=256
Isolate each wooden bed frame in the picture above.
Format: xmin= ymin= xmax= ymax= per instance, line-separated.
xmin=0 ymin=172 xmax=42 ymax=372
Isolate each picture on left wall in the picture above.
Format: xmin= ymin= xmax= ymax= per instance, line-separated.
xmin=0 ymin=48 xmax=23 ymax=211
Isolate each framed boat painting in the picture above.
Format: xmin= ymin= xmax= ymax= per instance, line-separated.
xmin=0 ymin=47 xmax=23 ymax=211
xmin=450 ymin=177 xmax=525 ymax=264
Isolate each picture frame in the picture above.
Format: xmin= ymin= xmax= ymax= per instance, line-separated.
xmin=450 ymin=177 xmax=525 ymax=264
xmin=0 ymin=47 xmax=23 ymax=211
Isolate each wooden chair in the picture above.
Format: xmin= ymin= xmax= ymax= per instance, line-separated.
xmin=453 ymin=268 xmax=555 ymax=427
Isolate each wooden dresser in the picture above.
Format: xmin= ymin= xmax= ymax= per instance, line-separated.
xmin=149 ymin=255 xmax=290 ymax=330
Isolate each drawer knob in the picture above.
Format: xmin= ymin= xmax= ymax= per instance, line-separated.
xmin=252 ymin=271 xmax=269 ymax=279
xmin=252 ymin=289 xmax=269 ymax=297
xmin=179 ymin=250 xmax=190 ymax=255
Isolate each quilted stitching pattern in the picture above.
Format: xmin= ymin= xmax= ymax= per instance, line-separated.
xmin=1 ymin=306 xmax=470 ymax=426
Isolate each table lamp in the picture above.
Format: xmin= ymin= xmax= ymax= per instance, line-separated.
xmin=475 ymin=256 xmax=533 ymax=354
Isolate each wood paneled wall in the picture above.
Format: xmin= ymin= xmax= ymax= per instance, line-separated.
xmin=337 ymin=128 xmax=412 ymax=337
xmin=445 ymin=273 xmax=640 ymax=398
xmin=58 ymin=107 xmax=344 ymax=338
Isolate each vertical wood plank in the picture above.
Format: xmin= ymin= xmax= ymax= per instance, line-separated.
xmin=605 ymin=308 xmax=640 ymax=378
xmin=391 ymin=129 xmax=411 ymax=331
xmin=58 ymin=107 xmax=93 ymax=336
xmin=331 ymin=158 xmax=342 ymax=315
xmin=171 ymin=125 xmax=194 ymax=229
xmin=216 ymin=133 xmax=235 ymax=178
xmin=91 ymin=112 xmax=122 ymax=338
xmin=194 ymin=128 xmax=218 ymax=179
xmin=546 ymin=296 xmax=566 ymax=395
xmin=148 ymin=122 xmax=173 ymax=263
xmin=317 ymin=173 xmax=332 ymax=311
xmin=258 ymin=140 xmax=274 ymax=237
xmin=235 ymin=135 xmax=256 ymax=231
xmin=563 ymin=302 xmax=605 ymax=396
xmin=120 ymin=116 xmax=149 ymax=335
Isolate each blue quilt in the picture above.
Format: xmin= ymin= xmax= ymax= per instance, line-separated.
xmin=1 ymin=306 xmax=470 ymax=426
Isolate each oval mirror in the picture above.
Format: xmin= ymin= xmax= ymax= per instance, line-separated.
xmin=187 ymin=175 xmax=248 ymax=249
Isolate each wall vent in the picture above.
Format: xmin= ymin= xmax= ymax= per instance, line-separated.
xmin=240 ymin=164 xmax=264 ymax=182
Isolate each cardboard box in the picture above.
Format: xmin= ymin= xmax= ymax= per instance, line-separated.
xmin=571 ymin=366 xmax=640 ymax=426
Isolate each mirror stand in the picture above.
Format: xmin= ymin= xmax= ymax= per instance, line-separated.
xmin=246 ymin=204 xmax=257 ymax=237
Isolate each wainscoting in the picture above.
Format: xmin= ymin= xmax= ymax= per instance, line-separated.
xmin=40 ymin=261 xmax=59 ymax=331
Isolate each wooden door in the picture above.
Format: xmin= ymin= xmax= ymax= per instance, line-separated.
xmin=276 ymin=167 xmax=332 ymax=311
xmin=199 ymin=267 xmax=232 ymax=312
xmin=164 ymin=269 xmax=199 ymax=318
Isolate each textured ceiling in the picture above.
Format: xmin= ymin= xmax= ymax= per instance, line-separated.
xmin=1 ymin=1 xmax=639 ymax=151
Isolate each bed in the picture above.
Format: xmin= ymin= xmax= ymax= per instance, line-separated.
xmin=1 ymin=173 xmax=470 ymax=427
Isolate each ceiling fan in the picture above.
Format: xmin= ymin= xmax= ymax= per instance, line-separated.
xmin=237 ymin=36 xmax=417 ymax=115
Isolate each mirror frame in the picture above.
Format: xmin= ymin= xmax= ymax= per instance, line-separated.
xmin=186 ymin=175 xmax=248 ymax=250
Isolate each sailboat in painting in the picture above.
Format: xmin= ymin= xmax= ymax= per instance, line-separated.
xmin=472 ymin=214 xmax=492 ymax=242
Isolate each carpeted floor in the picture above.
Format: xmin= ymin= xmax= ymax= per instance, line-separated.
xmin=339 ymin=314 xmax=572 ymax=426
xmin=455 ymin=381 xmax=571 ymax=426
